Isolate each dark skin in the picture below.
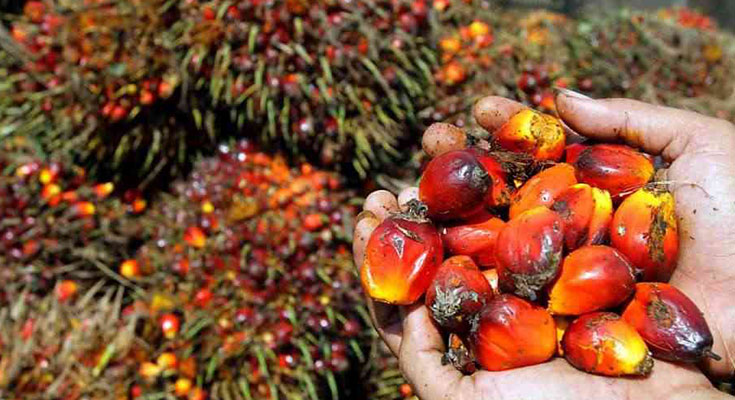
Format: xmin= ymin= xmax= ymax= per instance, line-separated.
xmin=354 ymin=92 xmax=735 ymax=400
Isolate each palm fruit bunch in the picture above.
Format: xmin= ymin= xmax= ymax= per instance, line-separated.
xmin=360 ymin=107 xmax=720 ymax=377
xmin=0 ymin=136 xmax=145 ymax=310
xmin=364 ymin=343 xmax=415 ymax=400
xmin=0 ymin=285 xmax=139 ymax=398
xmin=565 ymin=8 xmax=735 ymax=120
xmin=171 ymin=0 xmax=438 ymax=178
xmin=2 ymin=0 xmax=196 ymax=183
xmin=109 ymin=141 xmax=378 ymax=399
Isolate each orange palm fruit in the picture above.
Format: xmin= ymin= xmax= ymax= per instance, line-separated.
xmin=495 ymin=207 xmax=564 ymax=301
xmin=467 ymin=148 xmax=513 ymax=208
xmin=184 ymin=226 xmax=207 ymax=249
xmin=509 ymin=163 xmax=577 ymax=219
xmin=425 ymin=256 xmax=493 ymax=333
xmin=548 ymin=246 xmax=636 ymax=315
xmin=551 ymin=184 xmax=613 ymax=250
xmin=562 ymin=312 xmax=653 ymax=376
xmin=419 ymin=150 xmax=490 ymax=221
xmin=622 ymin=283 xmax=719 ymax=363
xmin=361 ymin=203 xmax=443 ymax=305
xmin=493 ymin=109 xmax=566 ymax=162
xmin=471 ymin=294 xmax=556 ymax=371
xmin=441 ymin=215 xmax=505 ymax=268
xmin=611 ymin=187 xmax=679 ymax=282
xmin=573 ymin=144 xmax=654 ymax=201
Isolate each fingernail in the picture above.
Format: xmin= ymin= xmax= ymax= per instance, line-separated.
xmin=554 ymin=87 xmax=593 ymax=101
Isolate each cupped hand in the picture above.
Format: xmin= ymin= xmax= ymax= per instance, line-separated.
xmin=353 ymin=93 xmax=735 ymax=400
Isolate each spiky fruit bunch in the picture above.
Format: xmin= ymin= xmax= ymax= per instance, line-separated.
xmin=2 ymin=0 xmax=201 ymax=183
xmin=122 ymin=141 xmax=372 ymax=399
xmin=174 ymin=0 xmax=437 ymax=177
xmin=0 ymin=137 xmax=142 ymax=308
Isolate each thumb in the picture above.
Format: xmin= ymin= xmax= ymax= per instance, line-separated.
xmin=555 ymin=89 xmax=731 ymax=161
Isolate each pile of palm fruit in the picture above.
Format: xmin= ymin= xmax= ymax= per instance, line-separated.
xmin=0 ymin=1 xmax=734 ymax=399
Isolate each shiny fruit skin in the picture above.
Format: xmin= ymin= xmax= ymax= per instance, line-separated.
xmin=611 ymin=187 xmax=679 ymax=282
xmin=551 ymin=184 xmax=613 ymax=251
xmin=441 ymin=215 xmax=505 ymax=268
xmin=495 ymin=207 xmax=564 ymax=301
xmin=419 ymin=150 xmax=490 ymax=221
xmin=622 ymin=283 xmax=716 ymax=362
xmin=471 ymin=294 xmax=556 ymax=371
xmin=548 ymin=246 xmax=636 ymax=316
xmin=564 ymin=143 xmax=588 ymax=165
xmin=509 ymin=163 xmax=577 ymax=219
xmin=467 ymin=148 xmax=512 ymax=208
xmin=494 ymin=109 xmax=566 ymax=162
xmin=563 ymin=312 xmax=653 ymax=376
xmin=573 ymin=144 xmax=654 ymax=201
xmin=425 ymin=256 xmax=493 ymax=333
xmin=361 ymin=213 xmax=443 ymax=305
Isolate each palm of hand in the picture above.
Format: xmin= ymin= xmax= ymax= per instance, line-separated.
xmin=354 ymin=95 xmax=735 ymax=400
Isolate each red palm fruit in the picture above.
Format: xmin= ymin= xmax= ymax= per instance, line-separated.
xmin=419 ymin=150 xmax=490 ymax=221
xmin=611 ymin=187 xmax=679 ymax=282
xmin=573 ymin=144 xmax=654 ymax=201
xmin=467 ymin=148 xmax=512 ymax=208
xmin=551 ymin=184 xmax=613 ymax=250
xmin=120 ymin=259 xmax=141 ymax=279
xmin=494 ymin=109 xmax=566 ymax=162
xmin=564 ymin=143 xmax=588 ymax=164
xmin=562 ymin=312 xmax=653 ymax=376
xmin=71 ymin=201 xmax=96 ymax=217
xmin=441 ymin=215 xmax=505 ymax=268
xmin=160 ymin=313 xmax=181 ymax=339
xmin=548 ymin=246 xmax=636 ymax=315
xmin=361 ymin=202 xmax=443 ymax=304
xmin=495 ymin=207 xmax=564 ymax=301
xmin=443 ymin=333 xmax=476 ymax=374
xmin=509 ymin=163 xmax=577 ymax=219
xmin=471 ymin=294 xmax=556 ymax=371
xmin=93 ymin=182 xmax=114 ymax=199
xmin=425 ymin=256 xmax=493 ymax=333
xmin=622 ymin=283 xmax=720 ymax=362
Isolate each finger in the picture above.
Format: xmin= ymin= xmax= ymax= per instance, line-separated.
xmin=397 ymin=187 xmax=419 ymax=212
xmin=422 ymin=123 xmax=468 ymax=158
xmin=555 ymin=89 xmax=732 ymax=161
xmin=364 ymin=190 xmax=399 ymax=221
xmin=367 ymin=298 xmax=403 ymax=356
xmin=398 ymin=305 xmax=468 ymax=399
xmin=473 ymin=96 xmax=526 ymax=134
xmin=352 ymin=211 xmax=379 ymax=267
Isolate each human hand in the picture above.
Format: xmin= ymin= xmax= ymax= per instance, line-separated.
xmin=353 ymin=93 xmax=735 ymax=400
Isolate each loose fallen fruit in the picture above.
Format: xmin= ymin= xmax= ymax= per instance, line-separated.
xmin=441 ymin=215 xmax=505 ymax=268
xmin=622 ymin=283 xmax=720 ymax=363
xmin=467 ymin=148 xmax=513 ymax=208
xmin=419 ymin=149 xmax=490 ymax=221
xmin=611 ymin=186 xmax=679 ymax=282
xmin=551 ymin=183 xmax=613 ymax=250
xmin=425 ymin=256 xmax=493 ymax=333
xmin=573 ymin=144 xmax=654 ymax=201
xmin=509 ymin=163 xmax=577 ymax=219
xmin=471 ymin=294 xmax=556 ymax=371
xmin=548 ymin=246 xmax=636 ymax=315
xmin=562 ymin=312 xmax=653 ymax=376
xmin=494 ymin=109 xmax=566 ymax=162
xmin=361 ymin=202 xmax=443 ymax=304
xmin=495 ymin=206 xmax=564 ymax=301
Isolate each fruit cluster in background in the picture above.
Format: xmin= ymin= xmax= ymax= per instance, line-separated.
xmin=0 ymin=1 xmax=734 ymax=399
